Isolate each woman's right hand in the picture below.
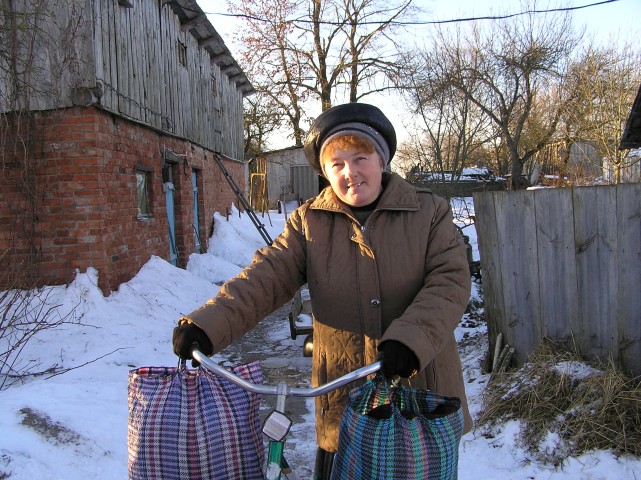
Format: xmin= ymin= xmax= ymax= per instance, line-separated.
xmin=172 ymin=321 xmax=214 ymax=362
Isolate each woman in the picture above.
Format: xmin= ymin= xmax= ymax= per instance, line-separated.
xmin=173 ymin=102 xmax=472 ymax=478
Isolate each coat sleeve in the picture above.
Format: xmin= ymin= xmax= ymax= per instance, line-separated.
xmin=183 ymin=208 xmax=308 ymax=353
xmin=380 ymin=195 xmax=471 ymax=371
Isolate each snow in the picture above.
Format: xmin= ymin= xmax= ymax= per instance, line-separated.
xmin=553 ymin=361 xmax=603 ymax=381
xmin=1 ymin=202 xmax=640 ymax=479
xmin=412 ymin=167 xmax=501 ymax=183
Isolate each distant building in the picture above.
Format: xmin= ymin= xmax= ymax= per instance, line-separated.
xmin=407 ymin=167 xmax=506 ymax=197
xmin=252 ymin=146 xmax=325 ymax=210
xmin=535 ymin=140 xmax=602 ymax=184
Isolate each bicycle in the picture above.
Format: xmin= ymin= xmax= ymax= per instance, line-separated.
xmin=192 ymin=348 xmax=381 ymax=480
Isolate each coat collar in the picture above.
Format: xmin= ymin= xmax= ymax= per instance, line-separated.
xmin=310 ymin=172 xmax=421 ymax=214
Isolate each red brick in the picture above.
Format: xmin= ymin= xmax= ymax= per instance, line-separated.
xmin=1 ymin=107 xmax=245 ymax=294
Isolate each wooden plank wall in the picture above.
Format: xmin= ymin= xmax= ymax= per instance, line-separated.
xmin=0 ymin=0 xmax=95 ymax=111
xmin=474 ymin=184 xmax=641 ymax=376
xmin=1 ymin=0 xmax=246 ymax=159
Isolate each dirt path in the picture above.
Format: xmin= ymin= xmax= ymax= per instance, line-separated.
xmin=214 ymin=301 xmax=317 ymax=478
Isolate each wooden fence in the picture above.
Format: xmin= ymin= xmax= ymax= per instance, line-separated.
xmin=473 ymin=184 xmax=641 ymax=376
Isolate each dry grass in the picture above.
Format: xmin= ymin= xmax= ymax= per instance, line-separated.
xmin=476 ymin=341 xmax=641 ymax=465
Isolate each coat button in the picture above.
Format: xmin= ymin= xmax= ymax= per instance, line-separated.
xmin=370 ymin=299 xmax=381 ymax=308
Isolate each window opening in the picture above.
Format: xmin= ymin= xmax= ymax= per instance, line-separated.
xmin=177 ymin=40 xmax=187 ymax=67
xmin=136 ymin=170 xmax=152 ymax=219
xmin=211 ymin=75 xmax=217 ymax=96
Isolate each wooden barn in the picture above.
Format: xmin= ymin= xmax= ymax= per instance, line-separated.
xmin=250 ymin=146 xmax=324 ymax=212
xmin=0 ymin=0 xmax=254 ymax=293
xmin=620 ymin=83 xmax=641 ymax=149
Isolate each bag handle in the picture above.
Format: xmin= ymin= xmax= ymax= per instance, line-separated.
xmin=359 ymin=374 xmax=413 ymax=418
xmin=367 ymin=374 xmax=427 ymax=420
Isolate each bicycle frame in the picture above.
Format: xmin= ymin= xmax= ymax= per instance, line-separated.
xmin=192 ymin=349 xmax=381 ymax=480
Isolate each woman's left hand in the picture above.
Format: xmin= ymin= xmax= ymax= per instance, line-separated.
xmin=378 ymin=340 xmax=419 ymax=379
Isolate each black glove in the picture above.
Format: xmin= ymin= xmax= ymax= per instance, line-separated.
xmin=172 ymin=322 xmax=214 ymax=365
xmin=378 ymin=340 xmax=419 ymax=379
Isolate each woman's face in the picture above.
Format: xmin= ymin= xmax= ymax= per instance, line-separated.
xmin=321 ymin=138 xmax=384 ymax=207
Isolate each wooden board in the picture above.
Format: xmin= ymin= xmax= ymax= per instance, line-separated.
xmin=573 ymin=186 xmax=619 ymax=363
xmin=615 ymin=183 xmax=641 ymax=375
xmin=534 ymin=187 xmax=579 ymax=342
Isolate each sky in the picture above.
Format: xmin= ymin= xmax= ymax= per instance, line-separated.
xmin=1 ymin=201 xmax=640 ymax=478
xmin=420 ymin=0 xmax=638 ymax=33
xmin=198 ymin=0 xmax=639 ymax=150
xmin=201 ymin=0 xmax=639 ymax=46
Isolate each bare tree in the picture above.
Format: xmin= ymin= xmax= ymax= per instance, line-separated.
xmin=563 ymin=42 xmax=641 ymax=183
xmin=394 ymin=40 xmax=493 ymax=199
xmin=0 ymin=272 xmax=83 ymax=390
xmin=1 ymin=1 xmax=85 ymax=388
xmin=420 ymin=7 xmax=581 ymax=189
xmin=230 ymin=0 xmax=310 ymax=145
xmin=243 ymin=90 xmax=287 ymax=156
xmin=229 ymin=0 xmax=414 ymax=145
xmin=315 ymin=0 xmax=412 ymax=107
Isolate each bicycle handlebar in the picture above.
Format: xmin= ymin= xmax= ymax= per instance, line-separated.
xmin=192 ymin=348 xmax=381 ymax=398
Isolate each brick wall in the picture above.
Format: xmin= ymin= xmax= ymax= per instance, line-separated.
xmin=0 ymin=107 xmax=246 ymax=294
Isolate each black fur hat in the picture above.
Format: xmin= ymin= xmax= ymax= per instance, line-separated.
xmin=303 ymin=103 xmax=397 ymax=176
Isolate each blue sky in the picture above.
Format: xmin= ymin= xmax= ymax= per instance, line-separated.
xmin=201 ymin=0 xmax=639 ymax=51
xmin=428 ymin=0 xmax=638 ymax=44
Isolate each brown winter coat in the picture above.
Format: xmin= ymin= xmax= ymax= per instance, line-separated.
xmin=185 ymin=172 xmax=472 ymax=452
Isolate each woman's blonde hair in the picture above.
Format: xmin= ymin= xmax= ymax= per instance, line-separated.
xmin=323 ymin=134 xmax=376 ymax=156
xmin=320 ymin=135 xmax=384 ymax=176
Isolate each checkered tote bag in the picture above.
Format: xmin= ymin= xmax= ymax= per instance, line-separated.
xmin=128 ymin=360 xmax=264 ymax=480
xmin=330 ymin=373 xmax=463 ymax=480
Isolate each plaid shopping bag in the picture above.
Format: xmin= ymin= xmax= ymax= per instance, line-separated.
xmin=127 ymin=360 xmax=264 ymax=480
xmin=330 ymin=373 xmax=464 ymax=480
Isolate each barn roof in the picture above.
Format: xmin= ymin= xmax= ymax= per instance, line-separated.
xmin=167 ymin=0 xmax=255 ymax=96
xmin=620 ymin=83 xmax=641 ymax=149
